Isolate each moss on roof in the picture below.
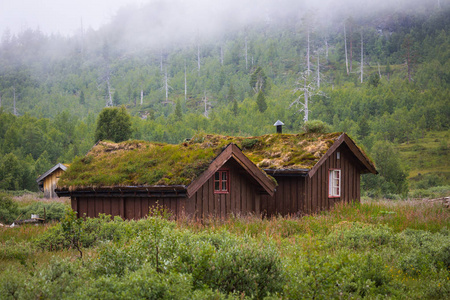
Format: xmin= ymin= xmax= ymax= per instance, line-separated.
xmin=58 ymin=132 xmax=342 ymax=189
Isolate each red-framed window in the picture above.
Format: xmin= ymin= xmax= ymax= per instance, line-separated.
xmin=328 ymin=169 xmax=341 ymax=198
xmin=214 ymin=169 xmax=229 ymax=194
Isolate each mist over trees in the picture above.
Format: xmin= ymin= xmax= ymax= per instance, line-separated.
xmin=0 ymin=0 xmax=449 ymax=196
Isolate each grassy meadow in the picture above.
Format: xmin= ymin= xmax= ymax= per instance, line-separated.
xmin=1 ymin=198 xmax=449 ymax=299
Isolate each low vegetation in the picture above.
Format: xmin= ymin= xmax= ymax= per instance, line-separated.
xmin=1 ymin=200 xmax=449 ymax=299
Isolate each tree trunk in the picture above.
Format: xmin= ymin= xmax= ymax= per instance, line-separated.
xmin=344 ymin=23 xmax=349 ymax=75
xmin=360 ymin=30 xmax=363 ymax=83
xmin=106 ymin=80 xmax=112 ymax=107
xmin=165 ymin=69 xmax=169 ymax=102
xmin=304 ymin=77 xmax=309 ymax=122
xmin=245 ymin=37 xmax=248 ymax=70
xmin=140 ymin=89 xmax=143 ymax=105
xmin=307 ymin=27 xmax=311 ymax=74
xmin=184 ymin=62 xmax=187 ymax=102
xmin=378 ymin=62 xmax=382 ymax=79
xmin=349 ymin=26 xmax=353 ymax=72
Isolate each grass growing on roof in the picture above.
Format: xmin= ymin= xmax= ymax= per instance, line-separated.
xmin=58 ymin=132 xmax=343 ymax=188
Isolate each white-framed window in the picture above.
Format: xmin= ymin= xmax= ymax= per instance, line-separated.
xmin=328 ymin=169 xmax=341 ymax=198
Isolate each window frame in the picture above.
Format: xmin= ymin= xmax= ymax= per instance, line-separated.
xmin=214 ymin=169 xmax=229 ymax=194
xmin=328 ymin=169 xmax=341 ymax=198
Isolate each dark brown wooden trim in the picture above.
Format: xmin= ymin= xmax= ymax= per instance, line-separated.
xmin=309 ymin=133 xmax=377 ymax=177
xmin=187 ymin=144 xmax=276 ymax=197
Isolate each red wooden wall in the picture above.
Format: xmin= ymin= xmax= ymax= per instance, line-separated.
xmin=185 ymin=159 xmax=262 ymax=219
xmin=70 ymin=143 xmax=364 ymax=220
xmin=261 ymin=143 xmax=363 ymax=217
xmin=72 ymin=196 xmax=186 ymax=220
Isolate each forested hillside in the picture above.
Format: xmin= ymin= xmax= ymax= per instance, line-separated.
xmin=0 ymin=0 xmax=448 ymax=196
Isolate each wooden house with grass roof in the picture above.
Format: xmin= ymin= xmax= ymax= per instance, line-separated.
xmin=56 ymin=132 xmax=377 ymax=219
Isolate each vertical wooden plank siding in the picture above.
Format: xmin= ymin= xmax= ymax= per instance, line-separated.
xmin=306 ymin=144 xmax=363 ymax=214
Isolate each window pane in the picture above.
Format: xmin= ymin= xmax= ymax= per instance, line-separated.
xmin=222 ymin=182 xmax=227 ymax=191
xmin=215 ymin=181 xmax=220 ymax=191
xmin=222 ymin=172 xmax=227 ymax=180
xmin=215 ymin=172 xmax=219 ymax=180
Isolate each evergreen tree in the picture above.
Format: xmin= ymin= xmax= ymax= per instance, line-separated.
xmin=174 ymin=99 xmax=182 ymax=120
xmin=227 ymin=84 xmax=236 ymax=103
xmin=113 ymin=91 xmax=120 ymax=106
xmin=256 ymin=90 xmax=267 ymax=113
xmin=94 ymin=106 xmax=132 ymax=142
xmin=232 ymin=99 xmax=238 ymax=117
xmin=79 ymin=90 xmax=85 ymax=105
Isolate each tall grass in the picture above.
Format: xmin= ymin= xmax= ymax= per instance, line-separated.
xmin=177 ymin=200 xmax=450 ymax=239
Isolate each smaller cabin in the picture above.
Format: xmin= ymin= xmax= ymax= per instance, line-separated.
xmin=36 ymin=163 xmax=68 ymax=198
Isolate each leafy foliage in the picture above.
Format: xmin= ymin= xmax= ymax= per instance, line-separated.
xmin=94 ymin=106 xmax=132 ymax=143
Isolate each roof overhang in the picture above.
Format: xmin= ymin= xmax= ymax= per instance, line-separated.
xmin=308 ymin=133 xmax=377 ymax=177
xmin=56 ymin=185 xmax=187 ymax=198
xmin=264 ymin=169 xmax=309 ymax=176
xmin=36 ymin=163 xmax=68 ymax=183
xmin=187 ymin=143 xmax=277 ymax=197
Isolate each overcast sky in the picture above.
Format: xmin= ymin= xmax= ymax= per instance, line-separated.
xmin=0 ymin=0 xmax=147 ymax=36
xmin=0 ymin=0 xmax=443 ymax=38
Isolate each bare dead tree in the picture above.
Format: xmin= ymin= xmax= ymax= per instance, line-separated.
xmin=349 ymin=20 xmax=353 ymax=73
xmin=302 ymin=12 xmax=315 ymax=75
xmin=106 ymin=78 xmax=113 ymax=107
xmin=184 ymin=60 xmax=187 ymax=102
xmin=202 ymin=91 xmax=213 ymax=118
xmin=360 ymin=30 xmax=364 ymax=83
xmin=163 ymin=67 xmax=172 ymax=104
xmin=344 ymin=23 xmax=349 ymax=75
xmin=13 ymin=86 xmax=17 ymax=116
xmin=378 ymin=62 xmax=382 ymax=79
xmin=245 ymin=37 xmax=248 ymax=70
xmin=290 ymin=71 xmax=326 ymax=122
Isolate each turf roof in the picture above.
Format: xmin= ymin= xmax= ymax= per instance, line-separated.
xmin=57 ymin=132 xmax=342 ymax=189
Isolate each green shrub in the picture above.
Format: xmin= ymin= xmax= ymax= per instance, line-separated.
xmin=200 ymin=235 xmax=284 ymax=298
xmin=19 ymin=201 xmax=67 ymax=221
xmin=303 ymin=120 xmax=331 ymax=133
xmin=284 ymin=252 xmax=345 ymax=299
xmin=0 ymin=193 xmax=19 ymax=224
xmin=0 ymin=267 xmax=27 ymax=300
xmin=398 ymin=229 xmax=450 ymax=272
xmin=0 ymin=240 xmax=35 ymax=262
xmin=326 ymin=221 xmax=395 ymax=249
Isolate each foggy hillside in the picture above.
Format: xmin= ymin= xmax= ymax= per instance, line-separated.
xmin=0 ymin=0 xmax=448 ymax=195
